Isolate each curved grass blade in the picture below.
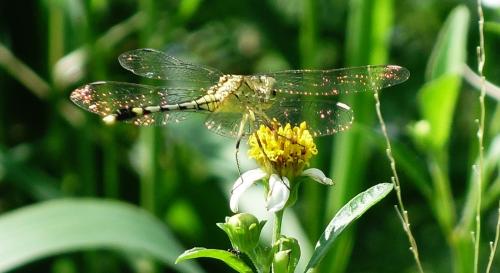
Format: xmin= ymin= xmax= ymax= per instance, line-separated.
xmin=304 ymin=183 xmax=393 ymax=273
xmin=0 ymin=199 xmax=202 ymax=273
xmin=176 ymin=247 xmax=253 ymax=273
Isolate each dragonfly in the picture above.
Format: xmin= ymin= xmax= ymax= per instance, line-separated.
xmin=71 ymin=48 xmax=409 ymax=144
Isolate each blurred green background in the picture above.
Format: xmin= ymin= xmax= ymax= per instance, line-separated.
xmin=0 ymin=0 xmax=499 ymax=272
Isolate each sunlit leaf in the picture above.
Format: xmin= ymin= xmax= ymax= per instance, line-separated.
xmin=426 ymin=5 xmax=469 ymax=80
xmin=304 ymin=183 xmax=393 ymax=273
xmin=417 ymin=74 xmax=461 ymax=149
xmin=416 ymin=5 xmax=469 ymax=150
xmin=0 ymin=199 xmax=202 ymax=273
xmin=176 ymin=247 xmax=253 ymax=273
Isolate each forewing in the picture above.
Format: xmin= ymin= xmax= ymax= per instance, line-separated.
xmin=70 ymin=81 xmax=202 ymax=126
xmin=262 ymin=65 xmax=409 ymax=96
xmin=265 ymin=98 xmax=354 ymax=137
xmin=118 ymin=48 xmax=223 ymax=86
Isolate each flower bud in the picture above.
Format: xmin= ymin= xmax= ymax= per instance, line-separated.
xmin=217 ymin=213 xmax=266 ymax=253
xmin=272 ymin=236 xmax=300 ymax=273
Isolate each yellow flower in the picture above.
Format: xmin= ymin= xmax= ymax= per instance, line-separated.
xmin=230 ymin=121 xmax=333 ymax=213
xmin=248 ymin=120 xmax=318 ymax=178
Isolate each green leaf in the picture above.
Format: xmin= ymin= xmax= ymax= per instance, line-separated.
xmin=417 ymin=74 xmax=461 ymax=149
xmin=304 ymin=183 xmax=393 ymax=273
xmin=417 ymin=5 xmax=469 ymax=151
xmin=426 ymin=5 xmax=469 ymax=80
xmin=0 ymin=199 xmax=202 ymax=273
xmin=176 ymin=247 xmax=254 ymax=273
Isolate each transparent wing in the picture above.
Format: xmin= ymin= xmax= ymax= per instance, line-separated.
xmin=260 ymin=65 xmax=409 ymax=96
xmin=204 ymin=111 xmax=248 ymax=138
xmin=204 ymin=96 xmax=353 ymax=138
xmin=70 ymin=81 xmax=205 ymax=126
xmin=264 ymin=98 xmax=354 ymax=137
xmin=203 ymin=94 xmax=260 ymax=138
xmin=118 ymin=48 xmax=223 ymax=86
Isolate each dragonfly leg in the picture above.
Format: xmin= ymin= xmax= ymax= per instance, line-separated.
xmin=252 ymin=131 xmax=290 ymax=191
xmin=276 ymin=132 xmax=306 ymax=148
xmin=260 ymin=117 xmax=306 ymax=149
xmin=231 ymin=114 xmax=250 ymax=193
xmin=258 ymin=114 xmax=306 ymax=149
xmin=232 ymin=137 xmax=244 ymax=192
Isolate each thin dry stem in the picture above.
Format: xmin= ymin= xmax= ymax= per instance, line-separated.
xmin=374 ymin=91 xmax=425 ymax=273
xmin=474 ymin=1 xmax=486 ymax=272
xmin=462 ymin=65 xmax=500 ymax=101
xmin=485 ymin=202 xmax=499 ymax=273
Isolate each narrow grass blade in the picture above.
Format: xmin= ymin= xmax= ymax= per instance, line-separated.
xmin=305 ymin=183 xmax=393 ymax=273
xmin=0 ymin=199 xmax=202 ymax=273
xmin=176 ymin=247 xmax=253 ymax=273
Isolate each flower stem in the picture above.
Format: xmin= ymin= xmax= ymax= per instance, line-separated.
xmin=273 ymin=210 xmax=284 ymax=244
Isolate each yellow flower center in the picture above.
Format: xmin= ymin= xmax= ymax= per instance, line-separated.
xmin=248 ymin=120 xmax=318 ymax=178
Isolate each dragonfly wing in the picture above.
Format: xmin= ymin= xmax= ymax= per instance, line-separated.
xmin=204 ymin=94 xmax=260 ymax=138
xmin=261 ymin=65 xmax=409 ymax=96
xmin=70 ymin=81 xmax=203 ymax=126
xmin=205 ymin=111 xmax=248 ymax=138
xmin=264 ymin=98 xmax=354 ymax=137
xmin=118 ymin=48 xmax=223 ymax=86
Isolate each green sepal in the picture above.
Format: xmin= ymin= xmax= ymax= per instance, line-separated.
xmin=217 ymin=213 xmax=266 ymax=253
xmin=272 ymin=236 xmax=300 ymax=273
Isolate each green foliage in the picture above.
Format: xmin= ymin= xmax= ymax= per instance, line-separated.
xmin=176 ymin=248 xmax=253 ymax=273
xmin=305 ymin=183 xmax=393 ymax=273
xmin=323 ymin=0 xmax=394 ymax=272
xmin=418 ymin=5 xmax=469 ymax=150
xmin=425 ymin=6 xmax=469 ymax=80
xmin=0 ymin=0 xmax=499 ymax=272
xmin=0 ymin=199 xmax=201 ymax=273
xmin=417 ymin=74 xmax=461 ymax=150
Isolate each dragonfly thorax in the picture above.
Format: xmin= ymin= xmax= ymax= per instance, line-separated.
xmin=244 ymin=75 xmax=277 ymax=101
xmin=208 ymin=75 xmax=244 ymax=100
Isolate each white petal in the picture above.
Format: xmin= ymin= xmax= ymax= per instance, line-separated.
xmin=266 ymin=174 xmax=290 ymax=212
xmin=230 ymin=168 xmax=267 ymax=213
xmin=301 ymin=168 xmax=334 ymax=185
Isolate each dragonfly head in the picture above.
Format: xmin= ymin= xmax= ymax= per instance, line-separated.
xmin=246 ymin=75 xmax=277 ymax=100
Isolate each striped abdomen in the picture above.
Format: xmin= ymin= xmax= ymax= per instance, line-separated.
xmin=103 ymin=94 xmax=221 ymax=124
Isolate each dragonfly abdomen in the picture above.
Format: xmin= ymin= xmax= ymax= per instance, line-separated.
xmin=102 ymin=94 xmax=221 ymax=124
